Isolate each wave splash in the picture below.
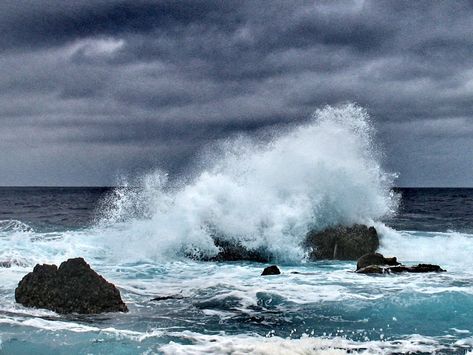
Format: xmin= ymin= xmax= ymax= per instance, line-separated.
xmin=0 ymin=220 xmax=34 ymax=234
xmin=98 ymin=103 xmax=398 ymax=262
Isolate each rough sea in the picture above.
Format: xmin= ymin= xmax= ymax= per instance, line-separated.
xmin=1 ymin=105 xmax=473 ymax=354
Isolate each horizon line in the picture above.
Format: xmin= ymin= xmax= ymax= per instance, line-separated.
xmin=0 ymin=186 xmax=473 ymax=189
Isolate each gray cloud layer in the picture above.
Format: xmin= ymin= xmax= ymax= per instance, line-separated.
xmin=1 ymin=0 xmax=473 ymax=186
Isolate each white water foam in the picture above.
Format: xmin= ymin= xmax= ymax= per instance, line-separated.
xmin=0 ymin=316 xmax=457 ymax=355
xmin=159 ymin=331 xmax=448 ymax=355
xmin=97 ymin=103 xmax=397 ymax=263
xmin=377 ymin=223 xmax=473 ymax=269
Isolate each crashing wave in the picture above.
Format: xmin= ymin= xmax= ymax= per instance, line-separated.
xmin=98 ymin=103 xmax=398 ymax=262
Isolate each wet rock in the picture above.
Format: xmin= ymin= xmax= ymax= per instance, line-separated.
xmin=261 ymin=265 xmax=281 ymax=276
xmin=394 ymin=264 xmax=446 ymax=273
xmin=356 ymin=265 xmax=384 ymax=274
xmin=356 ymin=253 xmax=400 ymax=270
xmin=193 ymin=224 xmax=377 ymax=263
xmin=203 ymin=238 xmax=272 ymax=263
xmin=150 ymin=294 xmax=184 ymax=301
xmin=305 ymin=224 xmax=379 ymax=260
xmin=357 ymin=263 xmax=446 ymax=274
xmin=15 ymin=257 xmax=128 ymax=314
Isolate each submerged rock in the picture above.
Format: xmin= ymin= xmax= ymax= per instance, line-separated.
xmin=357 ymin=262 xmax=446 ymax=274
xmin=261 ymin=265 xmax=281 ymax=276
xmin=15 ymin=257 xmax=128 ymax=314
xmin=150 ymin=294 xmax=184 ymax=302
xmin=356 ymin=264 xmax=384 ymax=274
xmin=305 ymin=224 xmax=379 ymax=260
xmin=356 ymin=253 xmax=400 ymax=270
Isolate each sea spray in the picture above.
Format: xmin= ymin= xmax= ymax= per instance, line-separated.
xmin=378 ymin=224 xmax=473 ymax=267
xmin=98 ymin=103 xmax=398 ymax=262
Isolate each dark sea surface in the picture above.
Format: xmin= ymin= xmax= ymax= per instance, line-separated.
xmin=1 ymin=187 xmax=473 ymax=232
xmin=1 ymin=187 xmax=473 ymax=354
xmin=389 ymin=188 xmax=473 ymax=233
xmin=0 ymin=187 xmax=112 ymax=232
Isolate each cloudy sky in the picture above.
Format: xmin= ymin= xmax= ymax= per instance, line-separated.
xmin=1 ymin=0 xmax=472 ymax=186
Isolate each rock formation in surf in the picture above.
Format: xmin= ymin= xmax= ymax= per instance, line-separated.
xmin=304 ymin=224 xmax=379 ymax=260
xmin=356 ymin=252 xmax=400 ymax=270
xmin=261 ymin=265 xmax=281 ymax=276
xmin=194 ymin=224 xmax=379 ymax=262
xmin=355 ymin=253 xmax=446 ymax=274
xmin=15 ymin=257 xmax=128 ymax=314
xmin=198 ymin=237 xmax=272 ymax=262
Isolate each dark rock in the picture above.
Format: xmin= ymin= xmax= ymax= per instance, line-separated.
xmin=305 ymin=224 xmax=379 ymax=260
xmin=15 ymin=257 xmax=128 ymax=314
xmin=357 ymin=263 xmax=446 ymax=274
xmin=356 ymin=265 xmax=384 ymax=274
xmin=356 ymin=253 xmax=400 ymax=270
xmin=399 ymin=264 xmax=446 ymax=273
xmin=193 ymin=224 xmax=377 ymax=263
xmin=150 ymin=295 xmax=184 ymax=301
xmin=261 ymin=265 xmax=281 ymax=276
xmin=202 ymin=238 xmax=272 ymax=263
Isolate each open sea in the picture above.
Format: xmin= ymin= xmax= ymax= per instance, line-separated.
xmin=1 ymin=107 xmax=473 ymax=354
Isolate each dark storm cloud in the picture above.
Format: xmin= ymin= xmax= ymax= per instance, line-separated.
xmin=1 ymin=0 xmax=473 ymax=186
xmin=0 ymin=0 xmax=240 ymax=51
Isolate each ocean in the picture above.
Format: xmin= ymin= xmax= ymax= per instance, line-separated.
xmin=1 ymin=106 xmax=473 ymax=354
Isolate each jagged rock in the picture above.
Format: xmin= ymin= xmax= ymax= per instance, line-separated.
xmin=305 ymin=224 xmax=379 ymax=260
xmin=357 ymin=263 xmax=446 ymax=274
xmin=261 ymin=265 xmax=281 ymax=276
xmin=356 ymin=253 xmax=400 ymax=270
xmin=15 ymin=257 xmax=128 ymax=314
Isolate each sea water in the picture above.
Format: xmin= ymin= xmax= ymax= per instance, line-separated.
xmin=1 ymin=105 xmax=473 ymax=354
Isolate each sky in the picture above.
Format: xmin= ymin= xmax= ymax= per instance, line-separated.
xmin=1 ymin=0 xmax=473 ymax=187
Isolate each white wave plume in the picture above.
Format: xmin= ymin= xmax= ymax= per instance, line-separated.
xmin=99 ymin=103 xmax=397 ymax=262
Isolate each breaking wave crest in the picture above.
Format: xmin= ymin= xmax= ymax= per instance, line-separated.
xmin=98 ymin=103 xmax=398 ymax=262
xmin=0 ymin=220 xmax=33 ymax=234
